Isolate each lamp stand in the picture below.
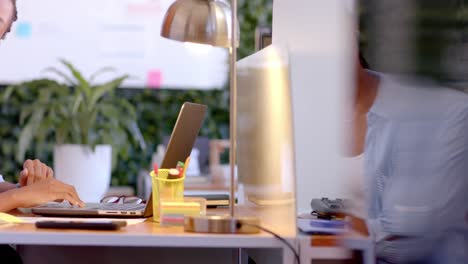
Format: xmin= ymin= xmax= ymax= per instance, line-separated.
xmin=184 ymin=0 xmax=259 ymax=234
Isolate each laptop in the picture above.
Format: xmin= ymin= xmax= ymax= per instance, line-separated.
xmin=32 ymin=102 xmax=207 ymax=218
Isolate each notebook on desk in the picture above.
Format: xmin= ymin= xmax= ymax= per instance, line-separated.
xmin=31 ymin=102 xmax=207 ymax=218
xmin=297 ymin=218 xmax=349 ymax=235
xmin=184 ymin=194 xmax=229 ymax=207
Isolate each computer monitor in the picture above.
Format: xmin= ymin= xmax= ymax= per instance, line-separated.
xmin=271 ymin=0 xmax=354 ymax=215
xmin=237 ymin=44 xmax=296 ymax=237
xmin=236 ymin=0 xmax=353 ymax=232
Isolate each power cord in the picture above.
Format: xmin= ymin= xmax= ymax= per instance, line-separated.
xmin=237 ymin=222 xmax=300 ymax=264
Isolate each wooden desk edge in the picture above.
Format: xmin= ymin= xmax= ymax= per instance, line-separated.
xmin=311 ymin=231 xmax=371 ymax=247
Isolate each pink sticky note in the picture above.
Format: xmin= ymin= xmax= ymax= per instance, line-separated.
xmin=147 ymin=70 xmax=163 ymax=88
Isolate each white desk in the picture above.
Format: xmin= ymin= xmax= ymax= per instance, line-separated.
xmin=1 ymin=209 xmax=296 ymax=264
xmin=0 ymin=221 xmax=284 ymax=248
xmin=0 ymin=209 xmax=373 ymax=264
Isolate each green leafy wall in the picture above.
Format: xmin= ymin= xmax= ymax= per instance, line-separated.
xmin=0 ymin=0 xmax=273 ymax=186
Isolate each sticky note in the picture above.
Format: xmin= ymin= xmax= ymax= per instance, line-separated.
xmin=159 ymin=198 xmax=206 ymax=226
xmin=15 ymin=22 xmax=32 ymax=38
xmin=147 ymin=70 xmax=163 ymax=88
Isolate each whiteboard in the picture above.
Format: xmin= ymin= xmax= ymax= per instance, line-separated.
xmin=0 ymin=0 xmax=229 ymax=89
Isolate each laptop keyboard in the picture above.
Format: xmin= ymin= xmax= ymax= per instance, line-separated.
xmin=86 ymin=203 xmax=146 ymax=211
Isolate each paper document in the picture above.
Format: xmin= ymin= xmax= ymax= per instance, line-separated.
xmin=0 ymin=213 xmax=24 ymax=224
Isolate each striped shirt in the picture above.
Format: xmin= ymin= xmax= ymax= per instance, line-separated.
xmin=365 ymin=74 xmax=468 ymax=263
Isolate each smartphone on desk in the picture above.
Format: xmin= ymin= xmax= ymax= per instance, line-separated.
xmin=35 ymin=220 xmax=127 ymax=231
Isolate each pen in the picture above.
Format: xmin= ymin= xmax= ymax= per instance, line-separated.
xmin=182 ymin=157 xmax=191 ymax=177
xmin=176 ymin=161 xmax=185 ymax=176
xmin=153 ymin=163 xmax=159 ymax=175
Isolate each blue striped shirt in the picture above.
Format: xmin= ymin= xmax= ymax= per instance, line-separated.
xmin=365 ymin=74 xmax=468 ymax=263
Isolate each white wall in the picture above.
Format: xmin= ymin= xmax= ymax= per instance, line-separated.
xmin=273 ymin=0 xmax=355 ymax=213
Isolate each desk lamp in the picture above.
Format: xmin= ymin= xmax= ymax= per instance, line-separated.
xmin=161 ymin=0 xmax=259 ymax=234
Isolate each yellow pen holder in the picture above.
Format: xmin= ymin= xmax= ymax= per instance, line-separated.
xmin=150 ymin=169 xmax=185 ymax=222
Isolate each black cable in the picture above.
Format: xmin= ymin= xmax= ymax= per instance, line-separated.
xmin=238 ymin=222 xmax=300 ymax=264
xmin=310 ymin=211 xmax=320 ymax=217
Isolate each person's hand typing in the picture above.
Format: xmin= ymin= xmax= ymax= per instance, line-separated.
xmin=19 ymin=159 xmax=54 ymax=187
xmin=11 ymin=178 xmax=84 ymax=208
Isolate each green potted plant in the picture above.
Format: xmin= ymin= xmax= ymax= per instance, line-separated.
xmin=2 ymin=59 xmax=146 ymax=202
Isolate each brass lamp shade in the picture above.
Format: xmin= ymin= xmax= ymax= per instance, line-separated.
xmin=161 ymin=0 xmax=239 ymax=48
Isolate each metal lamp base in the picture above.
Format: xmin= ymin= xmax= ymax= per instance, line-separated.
xmin=184 ymin=215 xmax=260 ymax=234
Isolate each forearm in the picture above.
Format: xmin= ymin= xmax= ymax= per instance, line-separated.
xmin=0 ymin=182 xmax=17 ymax=193
xmin=343 ymin=113 xmax=367 ymax=157
xmin=0 ymin=189 xmax=20 ymax=212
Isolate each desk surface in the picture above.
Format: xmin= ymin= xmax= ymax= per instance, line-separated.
xmin=0 ymin=220 xmax=287 ymax=248
xmin=0 ymin=208 xmax=369 ymax=250
xmin=0 ymin=208 xmax=288 ymax=249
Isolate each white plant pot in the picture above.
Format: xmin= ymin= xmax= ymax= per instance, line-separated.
xmin=54 ymin=144 xmax=112 ymax=202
